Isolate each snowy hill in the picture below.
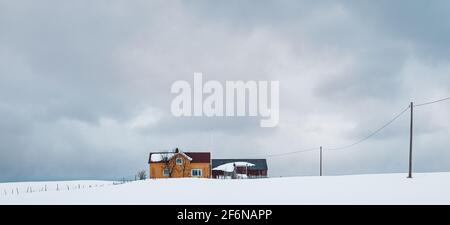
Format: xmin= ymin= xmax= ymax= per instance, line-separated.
xmin=1 ymin=172 xmax=450 ymax=205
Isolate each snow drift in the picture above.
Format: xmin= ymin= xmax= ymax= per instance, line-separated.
xmin=1 ymin=172 xmax=450 ymax=205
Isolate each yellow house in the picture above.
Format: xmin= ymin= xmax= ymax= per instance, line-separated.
xmin=148 ymin=149 xmax=211 ymax=179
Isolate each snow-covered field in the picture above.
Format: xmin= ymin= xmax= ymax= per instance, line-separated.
xmin=1 ymin=172 xmax=450 ymax=205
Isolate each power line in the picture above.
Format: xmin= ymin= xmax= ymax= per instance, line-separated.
xmin=237 ymin=147 xmax=318 ymax=159
xmin=263 ymin=105 xmax=410 ymax=158
xmin=257 ymin=97 xmax=449 ymax=178
xmin=261 ymin=97 xmax=449 ymax=158
xmin=325 ymin=105 xmax=411 ymax=151
xmin=265 ymin=147 xmax=319 ymax=158
xmin=321 ymin=98 xmax=449 ymax=151
xmin=414 ymin=97 xmax=450 ymax=107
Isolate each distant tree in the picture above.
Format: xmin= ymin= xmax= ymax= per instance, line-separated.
xmin=137 ymin=170 xmax=147 ymax=180
xmin=161 ymin=152 xmax=176 ymax=178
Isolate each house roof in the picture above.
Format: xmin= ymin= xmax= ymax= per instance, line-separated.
xmin=212 ymin=159 xmax=268 ymax=171
xmin=148 ymin=151 xmax=211 ymax=164
xmin=149 ymin=152 xmax=192 ymax=163
xmin=185 ymin=152 xmax=211 ymax=163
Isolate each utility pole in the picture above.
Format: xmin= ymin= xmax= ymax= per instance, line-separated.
xmin=320 ymin=146 xmax=323 ymax=176
xmin=408 ymin=102 xmax=414 ymax=178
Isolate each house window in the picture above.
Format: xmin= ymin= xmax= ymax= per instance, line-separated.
xmin=163 ymin=168 xmax=170 ymax=177
xmin=176 ymin=158 xmax=183 ymax=165
xmin=191 ymin=169 xmax=202 ymax=177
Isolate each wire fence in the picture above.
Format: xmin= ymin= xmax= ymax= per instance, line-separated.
xmin=0 ymin=177 xmax=141 ymax=198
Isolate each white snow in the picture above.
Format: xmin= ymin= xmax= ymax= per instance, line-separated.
xmin=150 ymin=153 xmax=175 ymax=162
xmin=212 ymin=162 xmax=255 ymax=172
xmin=150 ymin=152 xmax=192 ymax=162
xmin=235 ymin=174 xmax=248 ymax=179
xmin=2 ymin=172 xmax=450 ymax=205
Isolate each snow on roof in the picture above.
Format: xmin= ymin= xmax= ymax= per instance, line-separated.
xmin=212 ymin=162 xmax=255 ymax=172
xmin=150 ymin=152 xmax=193 ymax=162
xmin=150 ymin=153 xmax=174 ymax=162
xmin=212 ymin=159 xmax=267 ymax=170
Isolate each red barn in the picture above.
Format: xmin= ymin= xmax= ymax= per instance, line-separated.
xmin=211 ymin=159 xmax=268 ymax=179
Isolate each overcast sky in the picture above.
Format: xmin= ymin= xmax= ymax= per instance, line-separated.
xmin=1 ymin=0 xmax=450 ymax=182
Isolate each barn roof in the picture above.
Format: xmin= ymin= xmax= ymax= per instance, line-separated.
xmin=212 ymin=159 xmax=268 ymax=171
xmin=185 ymin=152 xmax=211 ymax=163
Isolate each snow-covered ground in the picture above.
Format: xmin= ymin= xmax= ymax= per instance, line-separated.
xmin=1 ymin=172 xmax=450 ymax=205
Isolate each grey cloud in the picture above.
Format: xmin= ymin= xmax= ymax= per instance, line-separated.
xmin=1 ymin=0 xmax=450 ymax=182
xmin=346 ymin=0 xmax=450 ymax=60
